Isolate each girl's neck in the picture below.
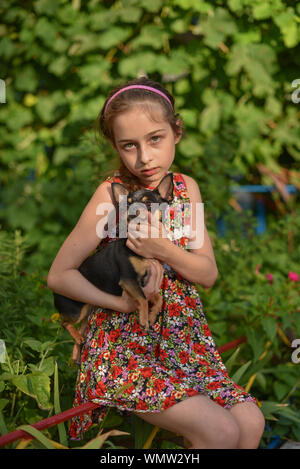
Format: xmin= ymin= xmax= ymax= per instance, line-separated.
xmin=139 ymin=170 xmax=170 ymax=190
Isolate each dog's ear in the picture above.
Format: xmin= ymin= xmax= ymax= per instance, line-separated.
xmin=111 ymin=183 xmax=129 ymax=205
xmin=155 ymin=173 xmax=174 ymax=202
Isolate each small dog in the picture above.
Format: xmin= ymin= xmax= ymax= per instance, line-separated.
xmin=53 ymin=173 xmax=174 ymax=362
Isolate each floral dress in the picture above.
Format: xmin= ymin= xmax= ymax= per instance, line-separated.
xmin=69 ymin=172 xmax=257 ymax=440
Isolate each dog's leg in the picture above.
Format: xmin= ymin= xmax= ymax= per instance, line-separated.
xmin=119 ymin=278 xmax=149 ymax=330
xmin=62 ymin=321 xmax=85 ymax=345
xmin=148 ymin=293 xmax=163 ymax=325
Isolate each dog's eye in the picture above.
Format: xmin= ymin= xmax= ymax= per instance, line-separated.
xmin=128 ymin=197 xmax=132 ymax=204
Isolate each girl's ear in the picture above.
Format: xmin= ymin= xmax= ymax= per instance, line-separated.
xmin=174 ymin=119 xmax=183 ymax=144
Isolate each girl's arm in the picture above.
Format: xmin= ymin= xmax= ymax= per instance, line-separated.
xmin=126 ymin=174 xmax=218 ymax=288
xmin=159 ymin=174 xmax=218 ymax=288
xmin=47 ymin=181 xmax=137 ymax=313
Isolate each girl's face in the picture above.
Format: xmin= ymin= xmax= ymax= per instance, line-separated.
xmin=112 ymin=104 xmax=181 ymax=187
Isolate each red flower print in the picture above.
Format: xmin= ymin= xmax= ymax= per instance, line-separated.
xmin=141 ymin=367 xmax=153 ymax=378
xmin=169 ymin=303 xmax=180 ymax=317
xmin=205 ymin=367 xmax=218 ymax=377
xmin=136 ymin=400 xmax=148 ymax=410
xmin=154 ymin=344 xmax=160 ymax=359
xmin=186 ymin=297 xmax=196 ymax=308
xmin=160 ymin=349 xmax=168 ymax=362
xmin=198 ymin=358 xmax=210 ymax=366
xmin=187 ymin=317 xmax=193 ymax=327
xmin=175 ymin=369 xmax=187 ymax=379
xmin=128 ymin=357 xmax=138 ymax=370
xmin=153 ymin=379 xmax=166 ymax=392
xmin=108 ymin=329 xmax=121 ymax=342
xmin=124 ymin=383 xmax=135 ymax=394
xmin=162 ymin=328 xmax=170 ymax=339
xmin=110 ymin=349 xmax=117 ymax=361
xmin=206 ymin=382 xmax=221 ymax=390
xmin=186 ymin=388 xmax=198 ymax=397
xmin=96 ymin=380 xmax=106 ymax=396
xmin=112 ymin=366 xmax=123 ymax=379
xmin=179 ymin=351 xmax=189 ymax=364
xmin=162 ymin=395 xmax=176 ymax=410
xmin=193 ymin=343 xmax=206 ymax=355
xmin=136 ymin=344 xmax=147 ymax=354
xmin=202 ymin=325 xmax=211 ymax=337
xmin=97 ymin=330 xmax=105 ymax=347
xmin=215 ymin=396 xmax=226 ymax=407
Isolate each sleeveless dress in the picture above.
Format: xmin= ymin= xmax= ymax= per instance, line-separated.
xmin=69 ymin=172 xmax=257 ymax=440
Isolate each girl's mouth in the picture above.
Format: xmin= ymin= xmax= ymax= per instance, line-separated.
xmin=142 ymin=167 xmax=159 ymax=176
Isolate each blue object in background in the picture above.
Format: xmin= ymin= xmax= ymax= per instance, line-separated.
xmin=217 ymin=185 xmax=298 ymax=236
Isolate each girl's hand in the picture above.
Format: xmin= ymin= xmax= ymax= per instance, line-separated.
xmin=118 ymin=289 xmax=139 ymax=313
xmin=126 ymin=211 xmax=169 ymax=259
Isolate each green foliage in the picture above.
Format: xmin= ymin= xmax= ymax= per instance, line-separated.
xmin=1 ymin=0 xmax=299 ymax=276
xmin=0 ymin=0 xmax=299 ymax=449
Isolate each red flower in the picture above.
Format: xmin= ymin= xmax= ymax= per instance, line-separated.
xmin=128 ymin=357 xmax=138 ymax=370
xmin=108 ymin=329 xmax=121 ymax=343
xmin=162 ymin=328 xmax=170 ymax=340
xmin=202 ymin=325 xmax=211 ymax=337
xmin=175 ymin=369 xmax=187 ymax=379
xmin=206 ymin=382 xmax=221 ymax=390
xmin=136 ymin=400 xmax=148 ymax=410
xmin=154 ymin=344 xmax=160 ymax=359
xmin=140 ymin=367 xmax=153 ymax=378
xmin=193 ymin=343 xmax=206 ymax=355
xmin=97 ymin=330 xmax=105 ymax=347
xmin=205 ymin=367 xmax=218 ymax=377
xmin=215 ymin=396 xmax=226 ymax=407
xmin=179 ymin=351 xmax=189 ymax=364
xmin=96 ymin=380 xmax=106 ymax=396
xmin=160 ymin=349 xmax=168 ymax=362
xmin=112 ymin=366 xmax=123 ymax=379
xmin=162 ymin=395 xmax=176 ymax=410
xmin=110 ymin=349 xmax=117 ymax=362
xmin=187 ymin=317 xmax=193 ymax=327
xmin=186 ymin=297 xmax=196 ymax=308
xmin=153 ymin=378 xmax=166 ymax=392
xmin=186 ymin=388 xmax=198 ymax=397
xmin=169 ymin=303 xmax=180 ymax=317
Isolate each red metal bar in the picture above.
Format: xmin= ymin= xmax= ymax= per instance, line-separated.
xmin=0 ymin=402 xmax=99 ymax=448
xmin=0 ymin=336 xmax=247 ymax=448
xmin=217 ymin=336 xmax=247 ymax=354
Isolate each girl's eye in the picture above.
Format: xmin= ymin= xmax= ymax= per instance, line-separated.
xmin=123 ymin=143 xmax=135 ymax=150
xmin=151 ymin=135 xmax=161 ymax=143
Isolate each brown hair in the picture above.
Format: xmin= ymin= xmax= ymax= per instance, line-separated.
xmin=94 ymin=77 xmax=183 ymax=192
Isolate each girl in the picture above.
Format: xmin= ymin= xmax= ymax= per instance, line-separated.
xmin=47 ymin=77 xmax=265 ymax=449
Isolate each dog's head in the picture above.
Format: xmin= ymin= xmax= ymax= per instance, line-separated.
xmin=111 ymin=173 xmax=174 ymax=224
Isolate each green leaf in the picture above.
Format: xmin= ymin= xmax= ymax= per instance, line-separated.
xmin=17 ymin=424 xmax=55 ymax=449
xmin=261 ymin=316 xmax=278 ymax=342
xmin=231 ymin=360 xmax=252 ymax=384
xmin=54 ymin=362 xmax=68 ymax=447
xmin=12 ymin=372 xmax=52 ymax=410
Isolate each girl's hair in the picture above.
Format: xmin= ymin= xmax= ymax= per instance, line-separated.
xmin=94 ymin=77 xmax=183 ymax=191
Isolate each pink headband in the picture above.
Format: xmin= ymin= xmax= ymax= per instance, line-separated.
xmin=104 ymin=85 xmax=174 ymax=115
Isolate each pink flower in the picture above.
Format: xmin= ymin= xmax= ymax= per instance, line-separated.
xmin=288 ymin=271 xmax=299 ymax=282
xmin=266 ymin=273 xmax=274 ymax=285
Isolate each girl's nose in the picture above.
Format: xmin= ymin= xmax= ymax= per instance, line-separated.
xmin=138 ymin=144 xmax=152 ymax=164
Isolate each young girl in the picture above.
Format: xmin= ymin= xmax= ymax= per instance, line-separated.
xmin=47 ymin=77 xmax=265 ymax=449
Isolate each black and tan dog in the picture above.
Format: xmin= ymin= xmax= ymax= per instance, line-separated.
xmin=53 ymin=173 xmax=174 ymax=362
